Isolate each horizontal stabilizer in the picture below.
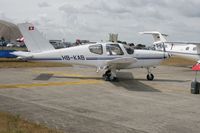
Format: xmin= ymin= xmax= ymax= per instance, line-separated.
xmin=10 ymin=51 xmax=33 ymax=59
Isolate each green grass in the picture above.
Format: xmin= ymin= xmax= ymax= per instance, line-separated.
xmin=0 ymin=112 xmax=62 ymax=133
xmin=0 ymin=46 xmax=27 ymax=51
xmin=0 ymin=58 xmax=71 ymax=68
xmin=161 ymin=56 xmax=196 ymax=66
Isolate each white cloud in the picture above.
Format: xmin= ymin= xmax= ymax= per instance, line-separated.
xmin=38 ymin=2 xmax=50 ymax=8
xmin=0 ymin=11 xmax=12 ymax=22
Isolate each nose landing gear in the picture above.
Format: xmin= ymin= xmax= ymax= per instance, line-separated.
xmin=146 ymin=68 xmax=154 ymax=81
xmin=102 ymin=69 xmax=118 ymax=82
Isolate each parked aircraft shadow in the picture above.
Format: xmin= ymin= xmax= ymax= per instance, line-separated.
xmin=111 ymin=72 xmax=161 ymax=92
xmin=53 ymin=75 xmax=102 ymax=80
xmin=36 ymin=72 xmax=188 ymax=92
xmin=34 ymin=73 xmax=102 ymax=81
xmin=53 ymin=73 xmax=160 ymax=92
xmin=137 ymin=78 xmax=190 ymax=83
xmin=37 ymin=72 xmax=163 ymax=92
xmin=34 ymin=73 xmax=54 ymax=81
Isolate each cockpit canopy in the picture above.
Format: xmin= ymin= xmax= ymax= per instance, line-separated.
xmin=123 ymin=44 xmax=134 ymax=54
xmin=89 ymin=44 xmax=103 ymax=55
xmin=89 ymin=43 xmax=134 ymax=55
xmin=106 ymin=44 xmax=124 ymax=55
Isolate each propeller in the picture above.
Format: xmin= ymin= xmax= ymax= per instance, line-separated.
xmin=162 ymin=42 xmax=171 ymax=59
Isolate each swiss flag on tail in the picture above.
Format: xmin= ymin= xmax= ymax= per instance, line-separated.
xmin=29 ymin=26 xmax=34 ymax=30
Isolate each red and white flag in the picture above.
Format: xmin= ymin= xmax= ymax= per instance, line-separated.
xmin=29 ymin=26 xmax=34 ymax=30
xmin=16 ymin=37 xmax=24 ymax=42
xmin=20 ymin=37 xmax=24 ymax=42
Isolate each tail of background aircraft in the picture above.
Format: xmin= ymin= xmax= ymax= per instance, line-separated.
xmin=18 ymin=23 xmax=55 ymax=52
xmin=139 ymin=31 xmax=168 ymax=44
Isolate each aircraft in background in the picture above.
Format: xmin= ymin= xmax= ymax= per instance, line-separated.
xmin=16 ymin=36 xmax=24 ymax=42
xmin=140 ymin=31 xmax=200 ymax=62
xmin=11 ymin=23 xmax=170 ymax=81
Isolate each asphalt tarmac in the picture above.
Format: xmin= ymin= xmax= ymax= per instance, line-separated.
xmin=0 ymin=66 xmax=199 ymax=133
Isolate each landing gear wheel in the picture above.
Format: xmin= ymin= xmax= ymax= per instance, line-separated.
xmin=110 ymin=77 xmax=119 ymax=82
xmin=103 ymin=70 xmax=111 ymax=81
xmin=103 ymin=74 xmax=110 ymax=81
xmin=147 ymin=73 xmax=154 ymax=81
xmin=103 ymin=70 xmax=119 ymax=82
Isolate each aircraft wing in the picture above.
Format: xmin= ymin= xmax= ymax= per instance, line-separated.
xmin=106 ymin=57 xmax=137 ymax=69
xmin=164 ymin=41 xmax=200 ymax=45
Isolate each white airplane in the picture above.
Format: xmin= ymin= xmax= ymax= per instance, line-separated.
xmin=140 ymin=31 xmax=200 ymax=62
xmin=11 ymin=23 xmax=170 ymax=81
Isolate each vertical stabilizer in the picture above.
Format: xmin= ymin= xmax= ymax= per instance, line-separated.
xmin=18 ymin=23 xmax=54 ymax=52
xmin=139 ymin=31 xmax=168 ymax=44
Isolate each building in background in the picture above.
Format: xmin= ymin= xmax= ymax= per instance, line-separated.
xmin=0 ymin=20 xmax=22 ymax=43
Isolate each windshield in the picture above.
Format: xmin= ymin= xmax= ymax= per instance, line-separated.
xmin=123 ymin=45 xmax=134 ymax=54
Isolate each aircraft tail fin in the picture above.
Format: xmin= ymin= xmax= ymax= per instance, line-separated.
xmin=18 ymin=23 xmax=55 ymax=52
xmin=139 ymin=31 xmax=168 ymax=44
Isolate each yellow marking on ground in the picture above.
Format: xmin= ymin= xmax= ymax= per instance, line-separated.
xmin=0 ymin=80 xmax=102 ymax=89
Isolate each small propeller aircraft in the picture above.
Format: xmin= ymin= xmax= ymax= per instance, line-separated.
xmin=11 ymin=23 xmax=170 ymax=81
xmin=140 ymin=31 xmax=200 ymax=62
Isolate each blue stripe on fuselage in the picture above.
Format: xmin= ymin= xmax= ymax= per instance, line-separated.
xmin=29 ymin=56 xmax=165 ymax=61
xmin=30 ymin=58 xmax=61 ymax=60
xmin=86 ymin=57 xmax=164 ymax=60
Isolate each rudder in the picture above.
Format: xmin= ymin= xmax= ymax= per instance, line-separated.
xmin=18 ymin=23 xmax=55 ymax=52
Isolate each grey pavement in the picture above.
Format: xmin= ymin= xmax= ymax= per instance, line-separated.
xmin=0 ymin=66 xmax=199 ymax=133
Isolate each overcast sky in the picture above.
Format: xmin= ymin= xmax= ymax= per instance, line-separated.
xmin=1 ymin=0 xmax=200 ymax=44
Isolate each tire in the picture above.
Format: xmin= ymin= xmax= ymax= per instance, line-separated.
xmin=191 ymin=82 xmax=200 ymax=94
xmin=103 ymin=74 xmax=110 ymax=81
xmin=191 ymin=87 xmax=200 ymax=94
xmin=147 ymin=74 xmax=154 ymax=81
xmin=110 ymin=77 xmax=119 ymax=82
xmin=103 ymin=70 xmax=112 ymax=81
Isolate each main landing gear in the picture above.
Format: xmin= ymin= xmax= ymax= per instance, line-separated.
xmin=146 ymin=67 xmax=154 ymax=81
xmin=102 ymin=69 xmax=118 ymax=82
xmin=102 ymin=68 xmax=154 ymax=81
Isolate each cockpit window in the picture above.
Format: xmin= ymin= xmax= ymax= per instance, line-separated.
xmin=193 ymin=47 xmax=197 ymax=51
xmin=89 ymin=44 xmax=103 ymax=55
xmin=106 ymin=44 xmax=124 ymax=55
xmin=123 ymin=45 xmax=134 ymax=54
